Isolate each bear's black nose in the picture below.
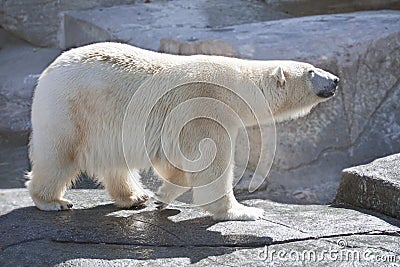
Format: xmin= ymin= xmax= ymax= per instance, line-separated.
xmin=333 ymin=78 xmax=340 ymax=86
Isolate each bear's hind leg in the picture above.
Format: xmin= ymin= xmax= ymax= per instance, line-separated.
xmin=102 ymin=169 xmax=149 ymax=208
xmin=27 ymin=162 xmax=78 ymax=211
xmin=153 ymin=163 xmax=190 ymax=209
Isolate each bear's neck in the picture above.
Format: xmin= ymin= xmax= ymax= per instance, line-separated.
xmin=244 ymin=64 xmax=284 ymax=116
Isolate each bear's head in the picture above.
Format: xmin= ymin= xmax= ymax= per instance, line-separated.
xmin=262 ymin=61 xmax=339 ymax=122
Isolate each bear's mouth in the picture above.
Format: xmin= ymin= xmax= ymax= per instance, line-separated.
xmin=317 ymin=83 xmax=338 ymax=98
xmin=317 ymin=91 xmax=335 ymax=98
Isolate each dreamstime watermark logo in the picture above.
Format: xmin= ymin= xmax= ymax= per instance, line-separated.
xmin=257 ymin=239 xmax=399 ymax=264
xmin=121 ymin=61 xmax=277 ymax=207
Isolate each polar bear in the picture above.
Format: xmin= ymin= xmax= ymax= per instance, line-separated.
xmin=26 ymin=42 xmax=339 ymax=221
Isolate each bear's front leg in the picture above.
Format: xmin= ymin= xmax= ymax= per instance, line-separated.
xmin=177 ymin=117 xmax=263 ymax=220
xmin=192 ymin=164 xmax=264 ymax=221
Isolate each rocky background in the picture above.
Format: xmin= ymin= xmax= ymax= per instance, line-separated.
xmin=1 ymin=0 xmax=399 ymax=204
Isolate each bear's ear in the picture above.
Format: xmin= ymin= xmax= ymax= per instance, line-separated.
xmin=272 ymin=66 xmax=286 ymax=89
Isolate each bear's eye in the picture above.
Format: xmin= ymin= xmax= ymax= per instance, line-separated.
xmin=308 ymin=70 xmax=314 ymax=74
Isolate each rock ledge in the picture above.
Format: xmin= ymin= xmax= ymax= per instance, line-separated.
xmin=335 ymin=153 xmax=400 ymax=219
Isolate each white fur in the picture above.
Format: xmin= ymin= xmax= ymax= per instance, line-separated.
xmin=26 ymin=42 xmax=334 ymax=220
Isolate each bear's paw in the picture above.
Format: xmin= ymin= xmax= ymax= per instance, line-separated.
xmin=33 ymin=198 xmax=73 ymax=211
xmin=213 ymin=204 xmax=264 ymax=221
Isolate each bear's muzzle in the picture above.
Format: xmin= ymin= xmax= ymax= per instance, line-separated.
xmin=311 ymin=68 xmax=339 ymax=98
xmin=317 ymin=78 xmax=339 ymax=98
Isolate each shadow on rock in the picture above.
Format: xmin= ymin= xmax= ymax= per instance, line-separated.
xmin=0 ymin=204 xmax=272 ymax=265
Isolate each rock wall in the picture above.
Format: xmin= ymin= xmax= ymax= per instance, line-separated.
xmin=1 ymin=0 xmax=399 ymax=204
xmin=335 ymin=153 xmax=400 ymax=219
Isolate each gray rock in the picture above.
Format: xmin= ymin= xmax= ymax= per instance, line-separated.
xmin=0 ymin=0 xmax=140 ymax=47
xmin=0 ymin=146 xmax=29 ymax=189
xmin=0 ymin=189 xmax=399 ymax=266
xmin=334 ymin=153 xmax=400 ymax=219
xmin=0 ymin=28 xmax=60 ymax=142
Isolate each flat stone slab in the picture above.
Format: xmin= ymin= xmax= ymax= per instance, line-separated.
xmin=1 ymin=189 xmax=399 ymax=266
xmin=335 ymin=153 xmax=400 ymax=219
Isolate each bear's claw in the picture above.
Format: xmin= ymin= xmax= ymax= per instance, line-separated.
xmin=155 ymin=201 xmax=168 ymax=210
xmin=115 ymin=194 xmax=149 ymax=209
xmin=136 ymin=195 xmax=149 ymax=204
